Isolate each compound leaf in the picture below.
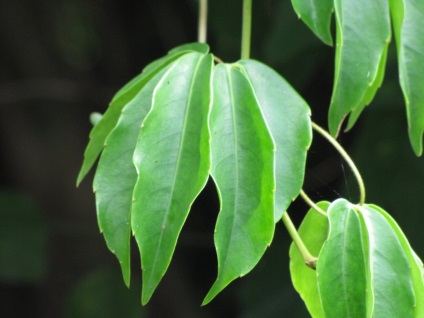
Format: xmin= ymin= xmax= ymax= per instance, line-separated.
xmin=390 ymin=0 xmax=424 ymax=155
xmin=203 ymin=63 xmax=275 ymax=304
xmin=131 ymin=52 xmax=213 ymax=304
xmin=237 ymin=59 xmax=312 ymax=221
xmin=289 ymin=201 xmax=330 ymax=318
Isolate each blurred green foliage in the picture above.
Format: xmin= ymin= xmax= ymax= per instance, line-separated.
xmin=0 ymin=191 xmax=47 ymax=283
xmin=65 ymin=268 xmax=146 ymax=318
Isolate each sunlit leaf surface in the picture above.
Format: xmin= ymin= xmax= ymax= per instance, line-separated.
xmin=359 ymin=204 xmax=417 ymax=317
xmin=369 ymin=204 xmax=424 ymax=317
xmin=328 ymin=0 xmax=391 ymax=136
xmin=238 ymin=60 xmax=312 ymax=221
xmin=93 ymin=66 xmax=170 ymax=286
xmin=203 ymin=63 xmax=275 ymax=304
xmin=313 ymin=199 xmax=417 ymax=317
xmin=317 ymin=199 xmax=367 ymax=318
xmin=77 ymin=43 xmax=210 ymax=185
xmin=131 ymin=52 xmax=213 ymax=304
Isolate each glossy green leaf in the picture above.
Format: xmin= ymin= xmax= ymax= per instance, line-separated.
xmin=390 ymin=0 xmax=424 ymax=155
xmin=358 ymin=205 xmax=415 ymax=317
xmin=290 ymin=0 xmax=333 ymax=45
xmin=346 ymin=45 xmax=389 ymax=130
xmin=92 ymin=66 xmax=171 ymax=287
xmin=328 ymin=0 xmax=391 ymax=136
xmin=365 ymin=204 xmax=424 ymax=317
xmin=237 ymin=60 xmax=312 ymax=221
xmin=77 ymin=43 xmax=209 ymax=185
xmin=289 ymin=201 xmax=330 ymax=318
xmin=203 ymin=63 xmax=275 ymax=304
xmin=317 ymin=199 xmax=367 ymax=318
xmin=131 ymin=52 xmax=213 ymax=304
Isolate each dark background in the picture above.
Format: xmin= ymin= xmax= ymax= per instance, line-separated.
xmin=1 ymin=0 xmax=423 ymax=317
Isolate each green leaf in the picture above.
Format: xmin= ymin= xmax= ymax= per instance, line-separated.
xmin=127 ymin=43 xmax=209 ymax=94
xmin=317 ymin=199 xmax=367 ymax=318
xmin=366 ymin=204 xmax=424 ymax=317
xmin=131 ymin=52 xmax=213 ymax=304
xmin=168 ymin=42 xmax=210 ymax=55
xmin=358 ymin=205 xmax=415 ymax=318
xmin=93 ymin=65 xmax=171 ymax=287
xmin=289 ymin=201 xmax=330 ymax=318
xmin=202 ymin=63 xmax=275 ymax=305
xmin=390 ymin=0 xmax=424 ymax=155
xmin=290 ymin=0 xmax=334 ymax=45
xmin=328 ymin=0 xmax=391 ymax=136
xmin=77 ymin=43 xmax=209 ymax=185
xmin=346 ymin=44 xmax=389 ymax=130
xmin=237 ymin=60 xmax=312 ymax=221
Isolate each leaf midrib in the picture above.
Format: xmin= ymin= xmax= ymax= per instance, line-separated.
xmin=218 ymin=65 xmax=240 ymax=275
xmin=146 ymin=54 xmax=204 ymax=289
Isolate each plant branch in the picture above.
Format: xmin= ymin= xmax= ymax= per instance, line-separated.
xmin=198 ymin=0 xmax=208 ymax=43
xmin=213 ymin=56 xmax=224 ymax=64
xmin=282 ymin=212 xmax=317 ymax=269
xmin=300 ymin=189 xmax=327 ymax=217
xmin=311 ymin=122 xmax=366 ymax=205
xmin=241 ymin=0 xmax=252 ymax=59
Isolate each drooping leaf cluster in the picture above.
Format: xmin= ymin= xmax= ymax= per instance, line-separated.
xmin=78 ymin=43 xmax=312 ymax=304
xmin=292 ymin=0 xmax=424 ymax=155
xmin=290 ymin=200 xmax=424 ymax=317
xmin=77 ymin=0 xmax=424 ymax=315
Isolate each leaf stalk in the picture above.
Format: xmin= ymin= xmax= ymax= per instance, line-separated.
xmin=300 ymin=189 xmax=328 ymax=217
xmin=282 ymin=212 xmax=317 ymax=269
xmin=311 ymin=122 xmax=366 ymax=205
xmin=241 ymin=0 xmax=252 ymax=59
xmin=198 ymin=0 xmax=208 ymax=43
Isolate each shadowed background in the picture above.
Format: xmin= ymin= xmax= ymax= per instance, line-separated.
xmin=1 ymin=0 xmax=423 ymax=317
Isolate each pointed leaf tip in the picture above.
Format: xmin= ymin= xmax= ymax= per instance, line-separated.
xmin=204 ymin=63 xmax=275 ymax=304
xmin=328 ymin=0 xmax=391 ymax=136
xmin=390 ymin=0 xmax=424 ymax=156
xmin=291 ymin=0 xmax=334 ymax=45
xmin=93 ymin=63 xmax=172 ymax=291
xmin=131 ymin=52 xmax=213 ymax=304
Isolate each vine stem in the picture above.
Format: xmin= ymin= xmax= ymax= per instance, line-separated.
xmin=311 ymin=121 xmax=366 ymax=205
xmin=198 ymin=0 xmax=208 ymax=43
xmin=282 ymin=212 xmax=317 ymax=269
xmin=300 ymin=189 xmax=327 ymax=217
xmin=241 ymin=0 xmax=252 ymax=59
